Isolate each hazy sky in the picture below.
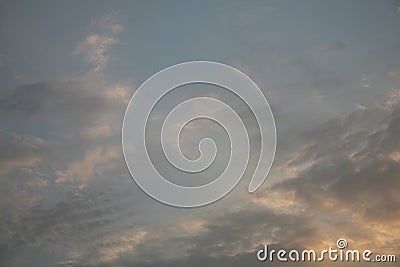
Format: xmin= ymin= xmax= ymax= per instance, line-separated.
xmin=1 ymin=1 xmax=400 ymax=266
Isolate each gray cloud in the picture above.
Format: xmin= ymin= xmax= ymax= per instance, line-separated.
xmin=1 ymin=74 xmax=399 ymax=267
xmin=270 ymin=97 xmax=400 ymax=251
xmin=0 ymin=184 xmax=137 ymax=264
xmin=0 ymin=76 xmax=131 ymax=175
xmin=0 ymin=79 xmax=124 ymax=123
xmin=77 ymin=207 xmax=316 ymax=267
xmin=0 ymin=131 xmax=45 ymax=174
xmin=1 ymin=2 xmax=399 ymax=266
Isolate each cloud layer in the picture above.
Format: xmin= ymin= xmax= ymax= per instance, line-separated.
xmin=1 ymin=2 xmax=399 ymax=267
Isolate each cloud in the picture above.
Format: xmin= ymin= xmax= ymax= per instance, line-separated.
xmin=0 ymin=131 xmax=44 ymax=175
xmin=98 ymin=229 xmax=148 ymax=262
xmin=385 ymin=89 xmax=400 ymax=108
xmin=83 ymin=204 xmax=355 ymax=267
xmin=81 ymin=122 xmax=113 ymax=139
xmin=0 ymin=46 xmax=134 ymax=266
xmin=0 ymin=185 xmax=137 ymax=264
xmin=90 ymin=14 xmax=124 ymax=34
xmin=26 ymin=178 xmax=48 ymax=188
xmin=1 ymin=70 xmax=399 ymax=267
xmin=56 ymin=145 xmax=120 ymax=186
xmin=3 ymin=82 xmax=399 ymax=267
xmin=270 ymin=90 xmax=400 ymax=250
xmin=92 ymin=90 xmax=400 ymax=267
xmin=75 ymin=35 xmax=118 ymax=73
xmin=1 ymin=79 xmax=111 ymax=120
xmin=75 ymin=14 xmax=123 ymax=73
xmin=0 ymin=79 xmax=130 ymax=135
xmin=0 ymin=77 xmax=132 ymax=193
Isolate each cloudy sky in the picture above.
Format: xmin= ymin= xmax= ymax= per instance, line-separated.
xmin=1 ymin=0 xmax=400 ymax=266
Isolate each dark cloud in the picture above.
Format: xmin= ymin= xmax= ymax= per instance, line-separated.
xmin=106 ymin=96 xmax=400 ymax=267
xmin=187 ymin=209 xmax=313 ymax=255
xmin=274 ymin=101 xmax=400 ymax=232
xmin=0 ymin=185 xmax=137 ymax=264
xmin=0 ymin=77 xmax=130 ymax=177
xmin=84 ymin=207 xmax=318 ymax=267
xmin=2 ymin=84 xmax=399 ymax=267
xmin=0 ymin=131 xmax=44 ymax=174
xmin=1 ymin=2 xmax=399 ymax=266
xmin=86 ymin=206 xmax=392 ymax=267
xmin=0 ymin=79 xmax=125 ymax=125
xmin=0 ymin=77 xmax=133 ymax=266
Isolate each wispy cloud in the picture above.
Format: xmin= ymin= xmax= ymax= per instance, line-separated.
xmin=0 ymin=131 xmax=44 ymax=175
xmin=75 ymin=14 xmax=123 ymax=73
xmin=75 ymin=35 xmax=117 ymax=73
xmin=56 ymin=145 xmax=120 ymax=186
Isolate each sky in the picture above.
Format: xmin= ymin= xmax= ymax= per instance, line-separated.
xmin=0 ymin=0 xmax=400 ymax=266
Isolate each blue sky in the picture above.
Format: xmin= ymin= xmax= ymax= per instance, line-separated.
xmin=0 ymin=1 xmax=400 ymax=266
